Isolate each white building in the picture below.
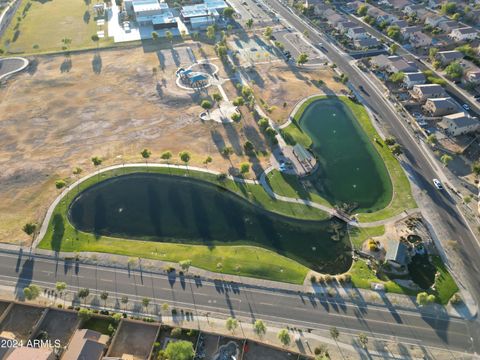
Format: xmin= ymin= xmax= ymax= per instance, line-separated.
xmin=450 ymin=27 xmax=478 ymax=42
xmin=347 ymin=27 xmax=369 ymax=40
xmin=411 ymin=84 xmax=447 ymax=101
xmin=403 ymin=72 xmax=426 ymax=89
xmin=124 ymin=0 xmax=178 ymax=30
xmin=439 ymin=113 xmax=480 ymax=136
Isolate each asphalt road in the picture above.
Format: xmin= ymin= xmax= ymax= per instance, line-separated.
xmin=2 ymin=250 xmax=477 ymax=354
xmin=262 ymin=0 xmax=480 ymax=305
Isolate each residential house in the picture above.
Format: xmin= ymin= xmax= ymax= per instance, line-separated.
xmin=354 ymin=36 xmax=381 ymax=49
xmin=371 ymin=54 xmax=394 ymax=70
xmin=388 ymin=58 xmax=418 ymax=73
xmin=424 ymin=14 xmax=448 ymax=27
xmin=465 ymin=69 xmax=480 ymax=84
xmin=450 ymin=27 xmax=478 ymax=42
xmin=379 ymin=0 xmax=410 ymax=9
xmin=347 ymin=26 xmax=369 ymax=39
xmin=411 ymin=84 xmax=447 ymax=101
xmin=428 ymin=0 xmax=442 ymax=8
xmin=5 ymin=347 xmax=55 ymax=360
xmin=321 ymin=8 xmax=338 ymax=20
xmin=337 ymin=21 xmax=357 ymax=33
xmin=409 ymin=31 xmax=432 ymax=48
xmin=312 ymin=3 xmax=332 ymax=16
xmin=436 ymin=50 xmax=464 ymax=66
xmin=62 ymin=329 xmax=108 ymax=360
xmin=327 ymin=13 xmax=345 ymax=27
xmin=401 ymin=25 xmax=423 ymax=40
xmin=465 ymin=9 xmax=480 ymax=23
xmin=403 ymin=3 xmax=424 ymax=15
xmin=346 ymin=0 xmax=365 ymax=12
xmin=391 ymin=19 xmax=408 ymax=28
xmin=438 ymin=113 xmax=480 ymax=136
xmin=403 ymin=72 xmax=426 ymax=88
xmin=423 ymin=97 xmax=459 ymax=116
xmin=439 ymin=20 xmax=460 ymax=33
xmin=367 ymin=6 xmax=398 ymax=24
xmin=385 ymin=239 xmax=409 ymax=269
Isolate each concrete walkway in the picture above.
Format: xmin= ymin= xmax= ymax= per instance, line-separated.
xmin=0 ymin=57 xmax=28 ymax=81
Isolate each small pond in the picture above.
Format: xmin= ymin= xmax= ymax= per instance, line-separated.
xmin=68 ymin=173 xmax=352 ymax=273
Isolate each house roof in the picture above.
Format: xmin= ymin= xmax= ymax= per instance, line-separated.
xmin=410 ymin=31 xmax=432 ymax=43
xmin=391 ymin=19 xmax=408 ymax=28
xmin=425 ymin=97 xmax=457 ymax=109
xmin=390 ymin=58 xmax=418 ymax=73
xmin=355 ymin=37 xmax=380 ymax=47
xmin=385 ymin=239 xmax=408 ymax=265
xmin=413 ymin=84 xmax=446 ymax=96
xmin=349 ymin=27 xmax=366 ymax=34
xmin=404 ymin=72 xmax=425 ymax=82
xmin=6 ymin=347 xmax=53 ymax=360
xmin=401 ymin=25 xmax=422 ymax=34
xmin=441 ymin=112 xmax=479 ymax=127
xmin=132 ymin=0 xmax=162 ymax=13
xmin=437 ymin=50 xmax=463 ymax=61
xmin=62 ymin=329 xmax=107 ymax=360
xmin=453 ymin=27 xmax=477 ymax=35
xmin=338 ymin=21 xmax=357 ymax=29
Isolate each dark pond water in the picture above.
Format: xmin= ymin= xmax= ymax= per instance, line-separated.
xmin=69 ymin=173 xmax=352 ymax=273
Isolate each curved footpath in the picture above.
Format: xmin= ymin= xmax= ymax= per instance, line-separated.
xmin=35 ymin=162 xmax=417 ymax=248
xmin=0 ymin=57 xmax=28 ymax=81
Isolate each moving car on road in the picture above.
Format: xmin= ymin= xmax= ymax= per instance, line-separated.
xmin=433 ymin=178 xmax=444 ymax=190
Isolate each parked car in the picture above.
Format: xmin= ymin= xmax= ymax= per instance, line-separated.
xmin=433 ymin=178 xmax=443 ymax=190
xmin=462 ymin=103 xmax=470 ymax=111
xmin=123 ymin=21 xmax=131 ymax=32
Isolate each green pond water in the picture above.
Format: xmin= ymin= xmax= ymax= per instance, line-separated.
xmin=299 ymin=98 xmax=393 ymax=212
xmin=68 ymin=173 xmax=352 ymax=273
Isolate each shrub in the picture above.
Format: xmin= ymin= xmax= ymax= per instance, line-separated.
xmin=310 ymin=275 xmax=317 ymax=283
xmin=55 ymin=179 xmax=66 ymax=189
xmin=171 ymin=327 xmax=182 ymax=337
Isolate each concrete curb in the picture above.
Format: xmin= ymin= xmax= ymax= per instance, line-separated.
xmin=0 ymin=57 xmax=29 ymax=81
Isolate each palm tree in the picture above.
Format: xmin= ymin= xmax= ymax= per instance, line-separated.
xmin=121 ymin=296 xmax=129 ymax=311
xmin=22 ymin=222 xmax=37 ymax=242
xmin=246 ymin=18 xmax=253 ymax=29
xmin=253 ymin=320 xmax=266 ymax=337
xmin=165 ymin=30 xmax=173 ymax=45
xmin=100 ymin=291 xmax=109 ymax=307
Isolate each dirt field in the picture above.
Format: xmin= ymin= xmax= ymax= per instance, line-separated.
xmin=0 ymin=41 xmax=342 ymax=245
xmin=108 ymin=320 xmax=159 ymax=359
xmin=33 ymin=309 xmax=79 ymax=347
xmin=0 ymin=304 xmax=45 ymax=341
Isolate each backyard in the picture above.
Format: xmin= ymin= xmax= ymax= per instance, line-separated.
xmin=0 ymin=0 xmax=112 ymax=54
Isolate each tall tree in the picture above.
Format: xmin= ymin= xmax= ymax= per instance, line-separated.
xmin=161 ymin=150 xmax=173 ymax=163
xmin=253 ymin=320 xmax=266 ymax=337
xmin=100 ymin=291 xmax=109 ymax=307
xmin=141 ymin=148 xmax=151 ymax=164
xmin=226 ymin=317 xmax=238 ymax=333
xmin=246 ymin=18 xmax=254 ymax=29
xmin=78 ymin=288 xmax=90 ymax=305
xmin=179 ymin=151 xmax=191 ymax=166
xmin=91 ymin=34 xmax=100 ymax=49
xmin=277 ymin=328 xmax=290 ymax=346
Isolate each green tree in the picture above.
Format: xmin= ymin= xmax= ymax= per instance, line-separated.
xmin=201 ymin=99 xmax=212 ymax=110
xmin=277 ymin=328 xmax=290 ymax=346
xmin=386 ymin=25 xmax=401 ymax=40
xmin=23 ymin=222 xmax=37 ymax=238
xmin=78 ymin=288 xmax=90 ymax=304
xmin=358 ymin=333 xmax=368 ymax=349
xmin=78 ymin=308 xmax=92 ymax=322
xmin=161 ymin=303 xmax=169 ymax=312
xmin=222 ymin=146 xmax=234 ymax=157
xmin=151 ymin=31 xmax=159 ymax=41
xmin=389 ymin=71 xmax=404 ymax=83
xmin=263 ymin=26 xmax=273 ymax=39
xmin=391 ymin=143 xmax=402 ymax=156
xmin=179 ymin=151 xmax=191 ymax=165
xmin=179 ymin=259 xmax=191 ymax=272
xmin=91 ymin=156 xmax=102 ymax=166
xmin=429 ymin=47 xmax=439 ymax=61
xmin=246 ymin=18 xmax=254 ymax=29
xmin=161 ymin=151 xmax=172 ymax=162
xmin=206 ymin=25 xmax=216 ymax=40
xmin=253 ymin=319 xmax=266 ymax=337
xmin=91 ymin=34 xmax=100 ymax=48
xmin=165 ymin=30 xmax=173 ymax=44
xmin=240 ymin=162 xmax=250 ymax=174
xmin=297 ymin=53 xmax=309 ymax=65
xmin=231 ymin=112 xmax=241 ymax=121
xmin=257 ymin=117 xmax=269 ymax=130
xmin=203 ymin=156 xmax=213 ymax=165
xmin=243 ymin=140 xmax=255 ymax=154
xmin=426 ymin=134 xmax=437 ymax=146
xmin=445 ymin=60 xmax=463 ymax=79
xmin=330 ymin=326 xmax=339 ymax=340
xmin=141 ymin=148 xmax=151 ymax=164
xmin=456 ymin=44 xmax=475 ymax=57
xmin=142 ymin=297 xmax=150 ymax=311
xmin=357 ymin=4 xmax=368 ymax=16
xmin=73 ymin=167 xmax=83 ymax=175
xmin=389 ymin=43 xmax=399 ymax=55
xmin=232 ymin=96 xmax=245 ymax=106
xmin=440 ymin=153 xmax=453 ymax=167
xmin=223 ymin=6 xmax=234 ymax=18
xmin=23 ymin=284 xmax=40 ymax=300
xmin=165 ymin=340 xmax=194 ymax=360
xmin=440 ymin=2 xmax=456 ymax=15
xmin=121 ymin=295 xmax=129 ymax=310
xmin=216 ymin=45 xmax=228 ymax=58
xmin=226 ymin=317 xmax=238 ymax=333
xmin=471 ymin=162 xmax=480 ymax=177
xmin=56 ymin=281 xmax=66 ymax=293
xmin=55 ymin=179 xmax=66 ymax=189
xmin=212 ymin=92 xmax=222 ymax=103
xmin=100 ymin=291 xmax=109 ymax=306
xmin=416 ymin=291 xmax=435 ymax=306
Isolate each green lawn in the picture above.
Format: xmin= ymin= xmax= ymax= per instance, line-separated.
xmin=38 ymin=166 xmax=330 ymax=284
xmin=1 ymin=0 xmax=113 ymax=55
xmin=348 ymin=225 xmax=385 ymax=250
xmin=81 ymin=316 xmax=115 ymax=335
xmin=278 ymin=95 xmax=416 ymax=223
xmin=431 ymin=256 xmax=458 ymax=305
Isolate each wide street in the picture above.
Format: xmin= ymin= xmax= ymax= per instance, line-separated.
xmin=2 ymin=249 xmax=478 ymax=355
xmin=262 ymin=0 xmax=480 ymax=313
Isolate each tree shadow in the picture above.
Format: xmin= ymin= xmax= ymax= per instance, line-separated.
xmin=27 ymin=58 xmax=38 ymax=75
xmin=83 ymin=10 xmax=91 ymax=24
xmin=15 ymin=258 xmax=34 ymax=299
xmin=51 ymin=214 xmax=65 ymax=253
xmin=92 ymin=53 xmax=102 ymax=74
xmin=60 ymin=58 xmax=72 ymax=73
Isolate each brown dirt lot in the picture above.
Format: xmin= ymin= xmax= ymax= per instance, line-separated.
xmin=0 ymin=42 xmax=342 ymax=245
xmin=33 ymin=309 xmax=79 ymax=347
xmin=0 ymin=304 xmax=45 ymax=341
xmin=247 ymin=63 xmax=348 ymax=123
xmin=108 ymin=320 xmax=159 ymax=359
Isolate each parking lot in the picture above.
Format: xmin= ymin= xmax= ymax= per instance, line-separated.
xmin=228 ymin=0 xmax=276 ymax=25
xmin=273 ymin=29 xmax=325 ymax=64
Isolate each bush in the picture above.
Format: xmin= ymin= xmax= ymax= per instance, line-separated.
xmin=171 ymin=327 xmax=182 ymax=337
xmin=55 ymin=179 xmax=67 ymax=189
xmin=231 ymin=112 xmax=241 ymax=121
xmin=450 ymin=293 xmax=462 ymax=305
xmin=310 ymin=275 xmax=317 ymax=283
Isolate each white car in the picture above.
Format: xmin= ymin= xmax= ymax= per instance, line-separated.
xmin=462 ymin=103 xmax=470 ymax=111
xmin=433 ymin=178 xmax=443 ymax=190
xmin=123 ymin=21 xmax=131 ymax=32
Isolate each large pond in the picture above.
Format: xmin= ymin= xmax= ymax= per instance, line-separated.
xmin=299 ymin=98 xmax=392 ymax=212
xmin=68 ymin=173 xmax=352 ymax=273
